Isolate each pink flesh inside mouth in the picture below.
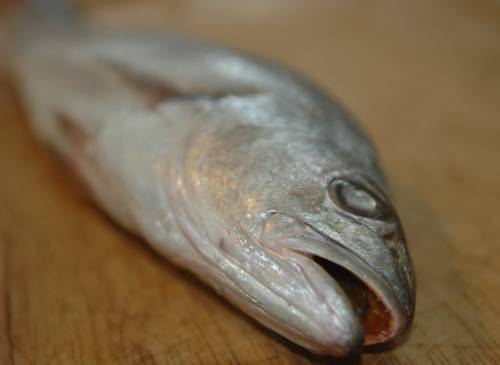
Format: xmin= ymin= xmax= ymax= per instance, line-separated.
xmin=312 ymin=256 xmax=395 ymax=345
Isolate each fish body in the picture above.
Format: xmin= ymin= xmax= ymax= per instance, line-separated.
xmin=6 ymin=2 xmax=415 ymax=356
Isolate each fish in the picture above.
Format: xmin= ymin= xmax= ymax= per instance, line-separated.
xmin=4 ymin=0 xmax=416 ymax=356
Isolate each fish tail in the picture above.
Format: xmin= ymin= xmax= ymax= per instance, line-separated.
xmin=1 ymin=0 xmax=80 ymax=71
xmin=13 ymin=0 xmax=78 ymax=28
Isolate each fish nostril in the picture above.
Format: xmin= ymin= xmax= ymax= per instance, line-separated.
xmin=383 ymin=231 xmax=403 ymax=263
xmin=383 ymin=231 xmax=396 ymax=242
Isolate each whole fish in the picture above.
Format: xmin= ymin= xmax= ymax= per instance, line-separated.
xmin=5 ymin=0 xmax=415 ymax=356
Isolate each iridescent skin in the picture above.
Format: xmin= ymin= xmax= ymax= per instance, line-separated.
xmin=8 ymin=22 xmax=415 ymax=356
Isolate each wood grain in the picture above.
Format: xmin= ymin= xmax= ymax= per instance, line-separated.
xmin=1 ymin=0 xmax=500 ymax=364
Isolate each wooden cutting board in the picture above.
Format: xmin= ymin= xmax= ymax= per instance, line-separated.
xmin=1 ymin=1 xmax=499 ymax=364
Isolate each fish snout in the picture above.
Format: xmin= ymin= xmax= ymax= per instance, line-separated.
xmin=381 ymin=227 xmax=416 ymax=329
xmin=259 ymin=213 xmax=414 ymax=348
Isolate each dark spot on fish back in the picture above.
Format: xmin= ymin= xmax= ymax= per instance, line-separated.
xmin=56 ymin=112 xmax=91 ymax=153
xmin=102 ymin=61 xmax=181 ymax=109
xmin=102 ymin=59 xmax=262 ymax=109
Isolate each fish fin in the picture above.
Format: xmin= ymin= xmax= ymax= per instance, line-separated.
xmin=49 ymin=112 xmax=96 ymax=200
xmin=56 ymin=112 xmax=92 ymax=155
xmin=104 ymin=61 xmax=182 ymax=109
xmin=54 ymin=112 xmax=137 ymax=231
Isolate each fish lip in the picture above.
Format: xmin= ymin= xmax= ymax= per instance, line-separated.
xmin=268 ymin=215 xmax=409 ymax=346
xmin=292 ymin=243 xmax=407 ymax=345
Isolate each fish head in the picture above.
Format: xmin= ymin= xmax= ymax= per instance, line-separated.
xmin=179 ymin=95 xmax=416 ymax=355
xmin=256 ymin=172 xmax=417 ymax=349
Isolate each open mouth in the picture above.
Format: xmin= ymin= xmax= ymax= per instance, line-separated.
xmin=312 ymin=255 xmax=395 ymax=345
xmin=259 ymin=212 xmax=405 ymax=347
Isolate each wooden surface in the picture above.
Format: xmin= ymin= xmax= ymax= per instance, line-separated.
xmin=1 ymin=0 xmax=500 ymax=364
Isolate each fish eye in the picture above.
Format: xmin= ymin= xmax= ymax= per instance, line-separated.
xmin=329 ymin=179 xmax=387 ymax=219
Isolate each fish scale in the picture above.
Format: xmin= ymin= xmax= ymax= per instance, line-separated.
xmin=5 ymin=0 xmax=416 ymax=356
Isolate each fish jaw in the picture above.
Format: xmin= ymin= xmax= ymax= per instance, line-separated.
xmin=213 ymin=236 xmax=366 ymax=356
xmin=258 ymin=213 xmax=413 ymax=348
xmin=280 ymin=250 xmax=366 ymax=355
xmin=291 ymin=241 xmax=408 ymax=346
